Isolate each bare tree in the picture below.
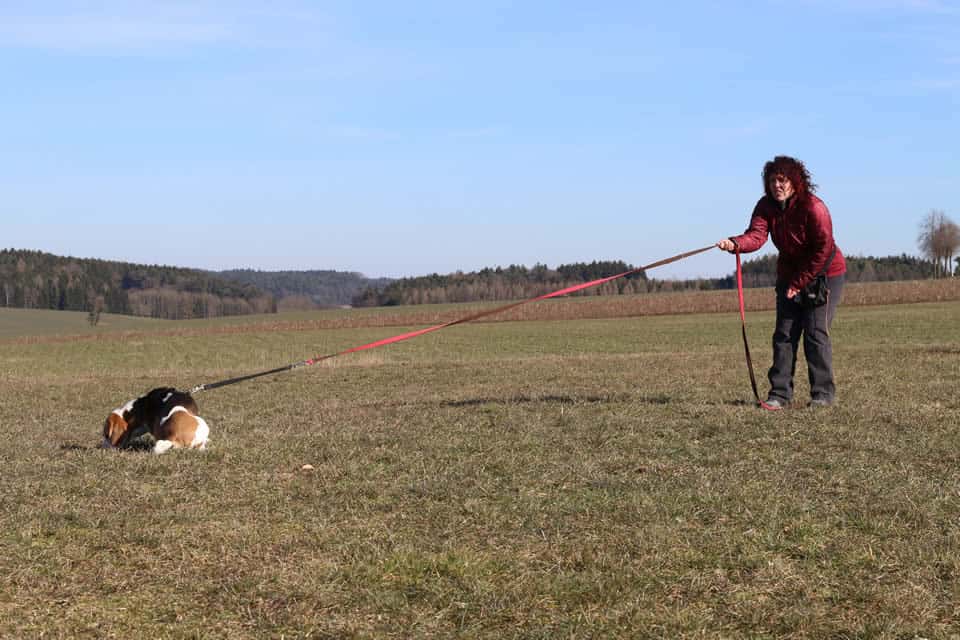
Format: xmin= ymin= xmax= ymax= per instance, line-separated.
xmin=918 ymin=210 xmax=942 ymax=277
xmin=918 ymin=210 xmax=960 ymax=277
xmin=944 ymin=220 xmax=960 ymax=276
xmin=87 ymin=296 xmax=105 ymax=326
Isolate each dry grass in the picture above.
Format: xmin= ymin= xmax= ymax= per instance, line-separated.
xmin=0 ymin=299 xmax=959 ymax=638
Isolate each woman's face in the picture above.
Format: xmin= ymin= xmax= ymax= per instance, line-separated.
xmin=768 ymin=173 xmax=795 ymax=202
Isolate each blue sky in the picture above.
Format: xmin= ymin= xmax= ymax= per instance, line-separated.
xmin=1 ymin=1 xmax=957 ymax=279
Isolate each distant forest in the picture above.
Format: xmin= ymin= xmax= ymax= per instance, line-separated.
xmin=218 ymin=269 xmax=393 ymax=311
xmin=0 ymin=249 xmax=942 ymax=318
xmin=730 ymin=253 xmax=936 ymax=288
xmin=0 ymin=249 xmax=279 ymax=319
xmin=0 ymin=250 xmax=393 ymax=319
xmin=352 ymin=254 xmax=937 ymax=307
xmin=352 ymin=261 xmax=647 ymax=307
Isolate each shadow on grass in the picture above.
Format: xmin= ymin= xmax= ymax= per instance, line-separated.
xmin=442 ymin=392 xmax=669 ymax=407
xmin=443 ymin=394 xmax=764 ymax=408
xmin=353 ymin=393 xmax=760 ymax=410
xmin=60 ymin=439 xmax=155 ymax=453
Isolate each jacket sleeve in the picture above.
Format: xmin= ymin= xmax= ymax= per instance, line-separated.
xmin=729 ymin=201 xmax=769 ymax=253
xmin=789 ymin=198 xmax=834 ymax=291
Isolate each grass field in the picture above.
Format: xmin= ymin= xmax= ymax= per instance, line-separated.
xmin=1 ymin=297 xmax=959 ymax=638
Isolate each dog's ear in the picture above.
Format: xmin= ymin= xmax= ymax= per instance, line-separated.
xmin=103 ymin=413 xmax=129 ymax=447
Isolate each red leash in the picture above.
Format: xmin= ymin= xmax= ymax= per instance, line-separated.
xmin=190 ymin=245 xmax=714 ymax=393
xmin=735 ymin=252 xmax=781 ymax=411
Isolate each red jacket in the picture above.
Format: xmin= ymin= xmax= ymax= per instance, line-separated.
xmin=731 ymin=194 xmax=846 ymax=291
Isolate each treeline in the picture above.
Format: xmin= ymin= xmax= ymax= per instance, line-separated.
xmin=0 ymin=249 xmax=275 ymax=319
xmin=353 ymin=254 xmax=941 ymax=307
xmin=217 ymin=269 xmax=393 ymax=309
xmin=735 ymin=253 xmax=937 ymax=288
xmin=2 ymin=249 xmax=943 ymax=318
xmin=352 ymin=261 xmax=649 ymax=307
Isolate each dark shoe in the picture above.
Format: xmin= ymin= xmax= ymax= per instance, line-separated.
xmin=808 ymin=398 xmax=833 ymax=408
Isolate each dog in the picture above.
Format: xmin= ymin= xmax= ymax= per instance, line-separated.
xmin=102 ymin=387 xmax=210 ymax=454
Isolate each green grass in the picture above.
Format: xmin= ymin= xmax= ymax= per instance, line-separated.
xmin=0 ymin=307 xmax=165 ymax=340
xmin=1 ymin=302 xmax=959 ymax=638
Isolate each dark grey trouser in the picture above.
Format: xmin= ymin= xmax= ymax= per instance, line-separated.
xmin=768 ymin=274 xmax=845 ymax=404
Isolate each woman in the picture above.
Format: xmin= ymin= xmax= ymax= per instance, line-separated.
xmin=717 ymin=156 xmax=847 ymax=408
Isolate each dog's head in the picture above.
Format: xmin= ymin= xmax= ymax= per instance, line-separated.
xmin=101 ymin=400 xmax=137 ymax=448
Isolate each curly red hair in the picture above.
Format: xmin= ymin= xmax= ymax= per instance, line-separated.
xmin=762 ymin=155 xmax=817 ymax=202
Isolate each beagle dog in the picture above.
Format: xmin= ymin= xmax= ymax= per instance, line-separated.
xmin=102 ymin=387 xmax=210 ymax=454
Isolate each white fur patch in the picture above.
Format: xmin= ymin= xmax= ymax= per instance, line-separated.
xmin=153 ymin=440 xmax=175 ymax=455
xmin=190 ymin=416 xmax=210 ymax=449
xmin=114 ymin=398 xmax=135 ymax=417
xmin=162 ymin=405 xmax=189 ymax=422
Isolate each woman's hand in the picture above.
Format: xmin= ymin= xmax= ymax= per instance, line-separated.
xmin=786 ymin=286 xmax=800 ymax=300
xmin=716 ymin=239 xmax=737 ymax=252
